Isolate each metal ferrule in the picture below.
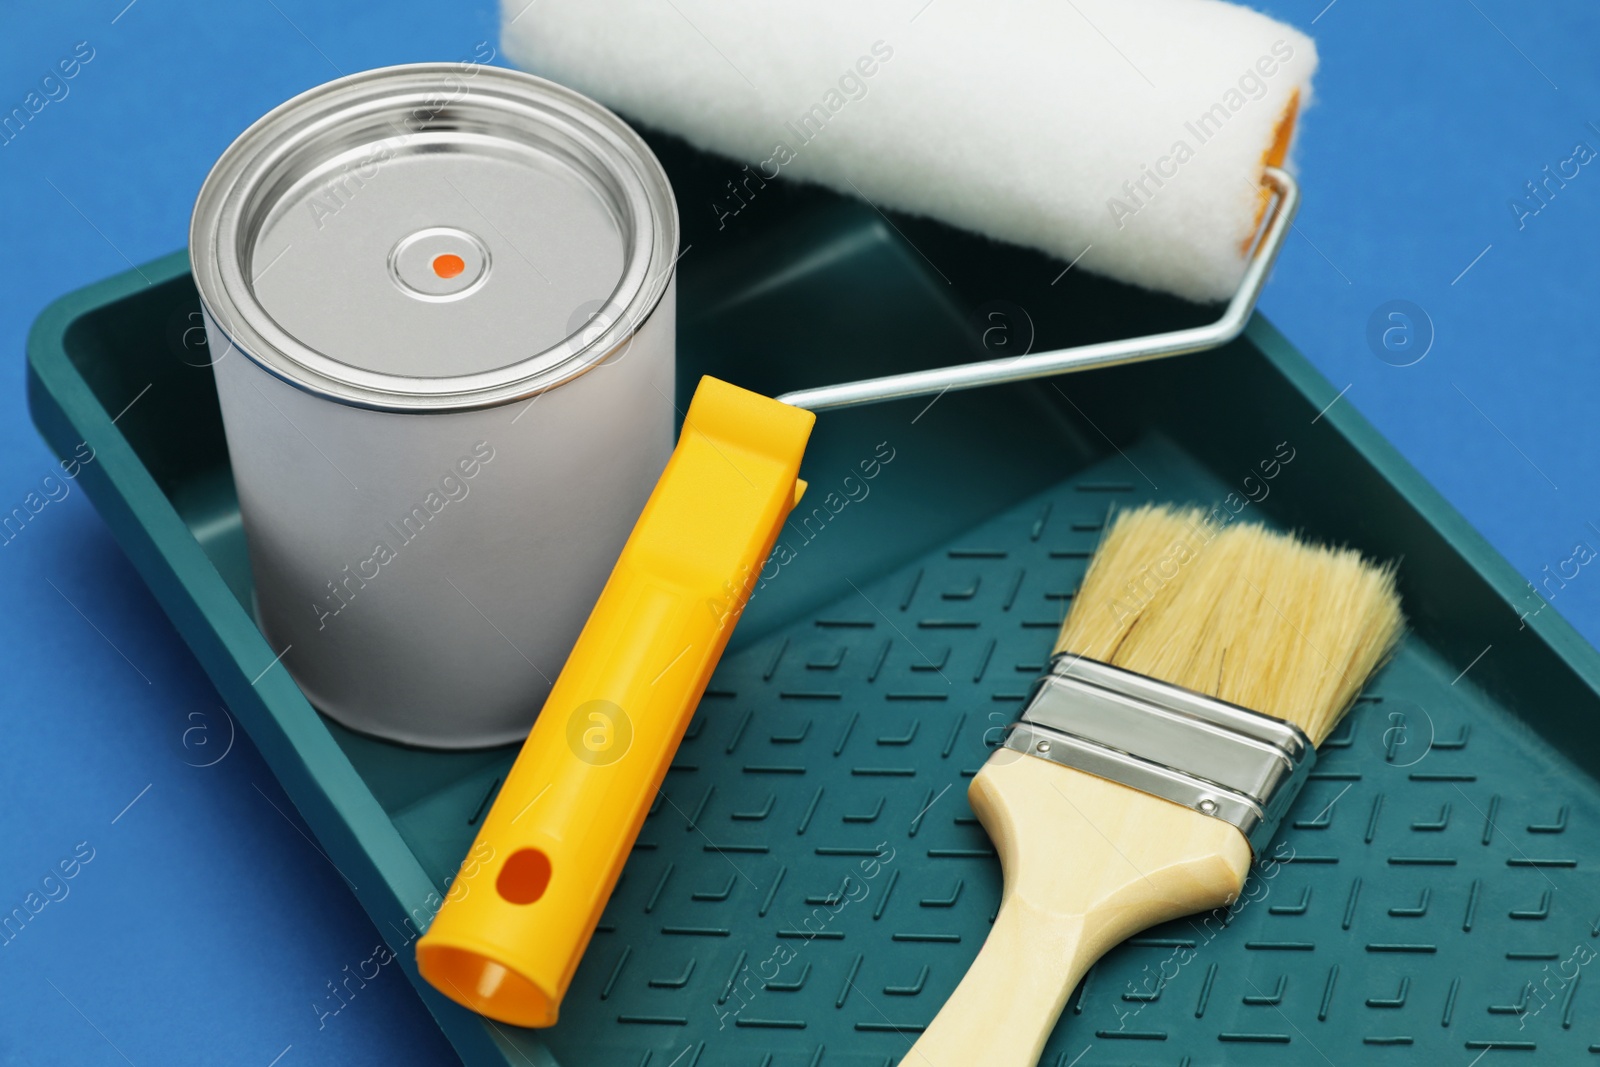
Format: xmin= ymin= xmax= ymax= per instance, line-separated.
xmin=1003 ymin=654 xmax=1315 ymax=853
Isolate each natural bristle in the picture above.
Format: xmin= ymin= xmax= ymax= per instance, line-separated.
xmin=1056 ymin=505 xmax=1405 ymax=745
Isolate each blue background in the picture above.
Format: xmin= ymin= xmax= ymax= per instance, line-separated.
xmin=0 ymin=1 xmax=1595 ymax=1064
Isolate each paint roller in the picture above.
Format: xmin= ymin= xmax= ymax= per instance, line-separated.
xmin=417 ymin=0 xmax=1315 ymax=1026
xmin=501 ymin=0 xmax=1315 ymax=303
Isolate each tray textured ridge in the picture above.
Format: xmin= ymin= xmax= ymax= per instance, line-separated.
xmin=541 ymin=439 xmax=1600 ymax=1065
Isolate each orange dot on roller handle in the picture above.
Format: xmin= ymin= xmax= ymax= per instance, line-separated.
xmin=496 ymin=847 xmax=552 ymax=905
xmin=432 ymin=253 xmax=466 ymax=279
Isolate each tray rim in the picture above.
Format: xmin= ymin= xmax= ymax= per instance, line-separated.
xmin=1244 ymin=310 xmax=1600 ymax=699
xmin=25 ymin=249 xmax=517 ymax=1066
xmin=26 ymin=249 xmax=1600 ymax=1065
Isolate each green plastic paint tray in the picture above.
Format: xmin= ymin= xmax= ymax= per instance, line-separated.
xmin=28 ymin=128 xmax=1600 ymax=1065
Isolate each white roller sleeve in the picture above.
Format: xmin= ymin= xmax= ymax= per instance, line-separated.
xmin=499 ymin=0 xmax=1312 ymax=302
xmin=502 ymin=0 xmax=1314 ymax=303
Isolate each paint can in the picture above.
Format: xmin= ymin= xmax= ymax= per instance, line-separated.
xmin=190 ymin=63 xmax=678 ymax=748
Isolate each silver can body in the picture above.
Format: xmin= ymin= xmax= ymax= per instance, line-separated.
xmin=191 ymin=64 xmax=678 ymax=748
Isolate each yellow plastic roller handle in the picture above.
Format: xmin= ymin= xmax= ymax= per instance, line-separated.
xmin=417 ymin=375 xmax=814 ymax=1027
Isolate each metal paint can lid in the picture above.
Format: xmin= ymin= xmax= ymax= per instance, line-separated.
xmin=190 ymin=63 xmax=677 ymax=412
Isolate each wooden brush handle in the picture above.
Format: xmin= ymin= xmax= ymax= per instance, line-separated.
xmin=903 ymin=756 xmax=1252 ymax=1067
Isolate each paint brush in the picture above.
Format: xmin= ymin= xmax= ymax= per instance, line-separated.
xmin=904 ymin=504 xmax=1405 ymax=1066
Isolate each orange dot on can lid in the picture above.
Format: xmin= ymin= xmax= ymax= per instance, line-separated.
xmin=432 ymin=253 xmax=466 ymax=279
